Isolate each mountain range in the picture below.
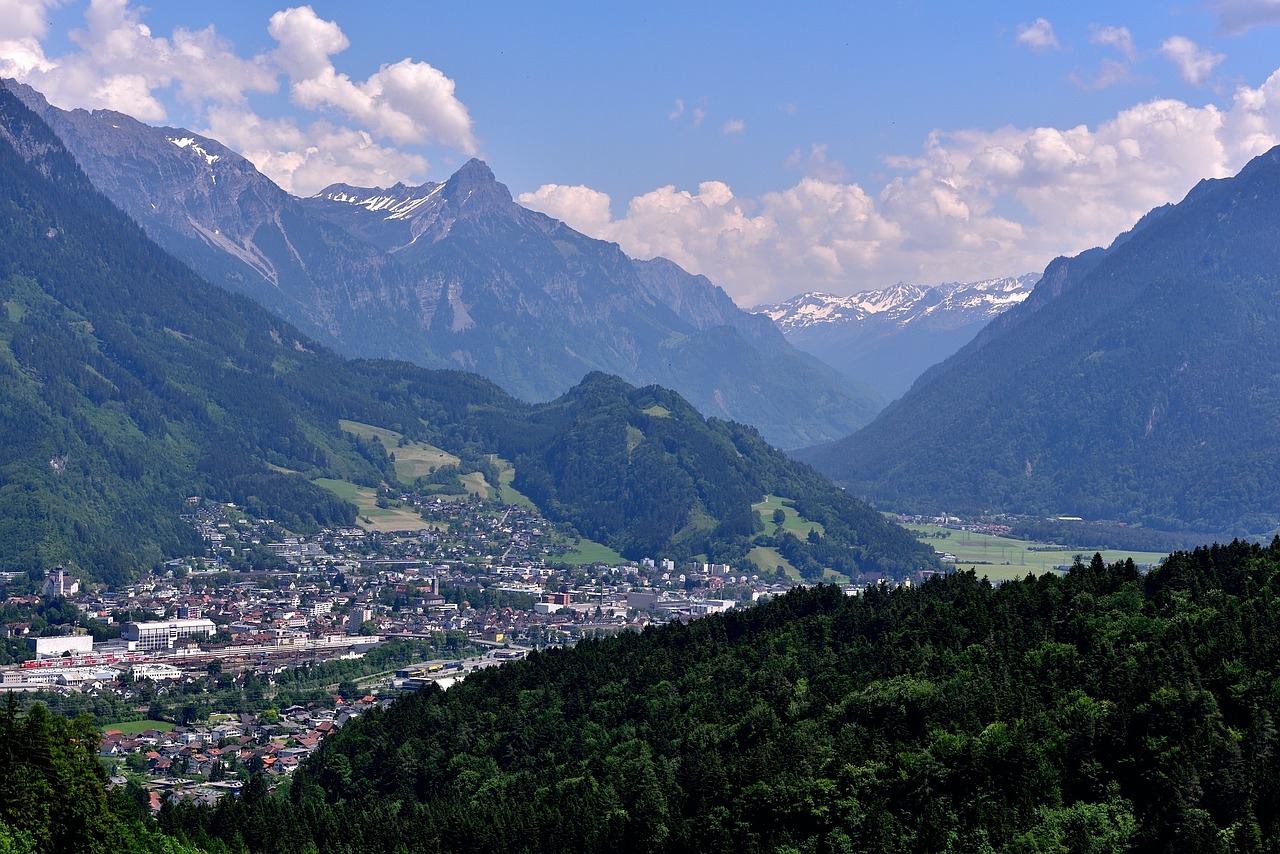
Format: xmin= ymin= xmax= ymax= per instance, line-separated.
xmin=756 ymin=274 xmax=1038 ymax=401
xmin=0 ymin=84 xmax=933 ymax=583
xmin=803 ymin=145 xmax=1280 ymax=537
xmin=4 ymin=80 xmax=878 ymax=449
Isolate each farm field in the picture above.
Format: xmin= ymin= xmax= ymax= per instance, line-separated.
xmin=904 ymin=524 xmax=1168 ymax=582
xmin=313 ymin=478 xmax=430 ymax=532
xmin=747 ymin=545 xmax=799 ymax=581
xmin=752 ymin=495 xmax=824 ymax=537
xmin=102 ymin=719 xmax=173 ymax=736
xmin=558 ymin=539 xmax=625 ymax=565
xmin=338 ymin=419 xmax=459 ymax=482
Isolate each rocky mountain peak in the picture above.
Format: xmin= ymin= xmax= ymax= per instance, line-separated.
xmin=440 ymin=157 xmax=512 ymax=212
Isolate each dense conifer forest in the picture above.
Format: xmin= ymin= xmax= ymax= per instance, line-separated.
xmin=149 ymin=539 xmax=1280 ymax=853
xmin=0 ymin=697 xmax=204 ymax=853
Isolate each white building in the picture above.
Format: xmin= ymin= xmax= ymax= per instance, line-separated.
xmin=41 ymin=567 xmax=80 ymax=597
xmin=129 ymin=662 xmax=183 ymax=681
xmin=121 ymin=618 xmax=215 ymax=651
xmin=28 ymin=635 xmax=93 ymax=658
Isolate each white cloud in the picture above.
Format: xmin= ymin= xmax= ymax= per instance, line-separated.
xmin=268 ymin=6 xmax=476 ymax=151
xmin=1090 ymin=24 xmax=1136 ymax=61
xmin=721 ymin=118 xmax=744 ymax=135
xmin=204 ymin=105 xmax=429 ymax=195
xmin=1016 ymin=18 xmax=1060 ymax=52
xmin=1077 ymin=58 xmax=1137 ymax=90
xmin=0 ymin=0 xmax=57 ymax=76
xmin=668 ymin=98 xmax=684 ymax=120
xmin=1 ymin=1 xmax=474 ymax=192
xmin=521 ymin=71 xmax=1280 ymax=304
xmin=517 ymin=183 xmax=614 ymax=236
xmin=1160 ymin=36 xmax=1225 ymax=86
xmin=8 ymin=0 xmax=276 ymax=120
xmin=1072 ymin=26 xmax=1139 ymax=90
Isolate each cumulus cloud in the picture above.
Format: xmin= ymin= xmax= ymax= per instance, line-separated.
xmin=1 ymin=1 xmax=476 ymax=193
xmin=203 ymin=105 xmax=430 ymax=195
xmin=720 ymin=118 xmax=745 ymax=135
xmin=668 ymin=98 xmax=684 ymax=120
xmin=268 ymin=6 xmax=475 ymax=151
xmin=1074 ymin=25 xmax=1138 ymax=90
xmin=0 ymin=0 xmax=57 ymax=77
xmin=1016 ymin=18 xmax=1060 ymax=51
xmin=522 ymin=71 xmax=1280 ymax=304
xmin=1160 ymin=35 xmax=1225 ymax=86
xmin=8 ymin=0 xmax=276 ymax=120
xmin=517 ymin=183 xmax=615 ymax=236
xmin=1209 ymin=0 xmax=1280 ymax=35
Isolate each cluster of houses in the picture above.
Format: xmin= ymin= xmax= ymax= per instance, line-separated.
xmin=102 ymin=696 xmax=380 ymax=809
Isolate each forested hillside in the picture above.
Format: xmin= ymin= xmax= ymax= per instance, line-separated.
xmin=804 ymin=146 xmax=1280 ymax=537
xmin=0 ymin=698 xmax=206 ymax=853
xmin=161 ymin=539 xmax=1280 ymax=852
xmin=0 ymin=86 xmax=929 ymax=582
xmin=476 ymin=373 xmax=929 ymax=575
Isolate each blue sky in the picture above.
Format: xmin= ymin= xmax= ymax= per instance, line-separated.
xmin=4 ymin=1 xmax=1280 ymax=304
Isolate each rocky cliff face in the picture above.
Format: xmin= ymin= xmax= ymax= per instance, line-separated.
xmin=302 ymin=162 xmax=883 ymax=447
xmin=4 ymin=80 xmax=434 ymax=363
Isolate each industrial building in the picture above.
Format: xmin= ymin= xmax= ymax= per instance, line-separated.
xmin=121 ymin=618 xmax=215 ymax=651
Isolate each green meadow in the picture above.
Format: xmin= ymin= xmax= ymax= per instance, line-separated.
xmin=904 ymin=523 xmax=1168 ymax=582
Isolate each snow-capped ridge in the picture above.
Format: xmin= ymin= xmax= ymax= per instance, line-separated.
xmin=758 ymin=274 xmax=1039 ymax=333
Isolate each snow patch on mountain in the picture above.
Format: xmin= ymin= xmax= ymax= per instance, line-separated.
xmin=757 ymin=274 xmax=1039 ymax=333
xmin=315 ymin=182 xmax=445 ymax=222
xmin=167 ymin=136 xmax=219 ymax=166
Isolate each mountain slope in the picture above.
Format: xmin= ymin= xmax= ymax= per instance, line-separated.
xmin=757 ymin=274 xmax=1038 ymax=400
xmin=303 ymin=167 xmax=881 ymax=447
xmin=6 ymin=81 xmax=878 ymax=449
xmin=804 ymin=146 xmax=1280 ymax=535
xmin=4 ymin=81 xmax=437 ymax=367
xmin=0 ymin=86 xmax=931 ymax=581
xmin=474 ymin=372 xmax=928 ymax=574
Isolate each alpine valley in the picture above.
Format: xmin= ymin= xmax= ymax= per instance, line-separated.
xmin=3 ymin=80 xmax=879 ymax=451
xmin=0 ymin=83 xmax=934 ymax=584
xmin=803 ymin=144 xmax=1280 ymax=539
xmin=756 ymin=274 xmax=1039 ymax=402
xmin=11 ymin=20 xmax=1280 ymax=854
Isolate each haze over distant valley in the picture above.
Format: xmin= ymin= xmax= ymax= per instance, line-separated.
xmin=756 ymin=274 xmax=1040 ymax=401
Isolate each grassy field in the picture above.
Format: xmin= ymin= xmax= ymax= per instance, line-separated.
xmin=339 ymin=420 xmax=536 ymax=508
xmin=102 ymin=719 xmax=172 ymax=735
xmin=313 ymin=478 xmax=430 ymax=532
xmin=491 ymin=455 xmax=535 ymax=508
xmin=752 ymin=495 xmax=824 ymax=538
xmin=339 ymin=419 xmax=460 ymax=482
xmin=747 ymin=545 xmax=798 ymax=580
xmin=558 ymin=539 xmax=626 ymax=565
xmin=905 ymin=524 xmax=1169 ymax=582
